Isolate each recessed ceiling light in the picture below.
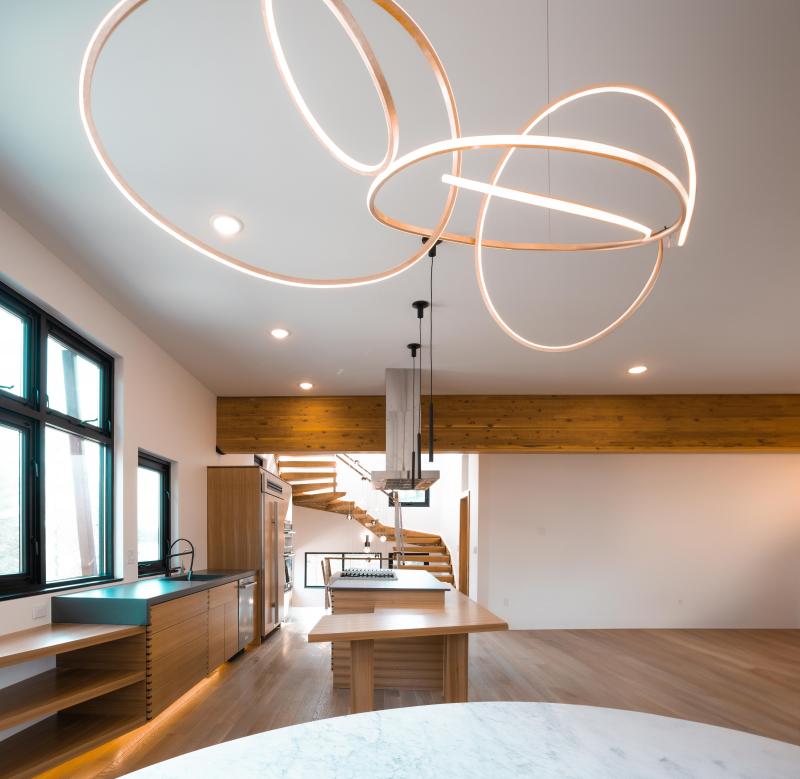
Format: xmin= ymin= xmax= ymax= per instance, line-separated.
xmin=298 ymin=381 xmax=314 ymax=391
xmin=270 ymin=328 xmax=290 ymax=340
xmin=210 ymin=214 xmax=243 ymax=237
xmin=628 ymin=365 xmax=648 ymax=375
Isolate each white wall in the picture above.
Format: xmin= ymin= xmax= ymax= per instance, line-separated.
xmin=292 ymin=505 xmax=391 ymax=607
xmin=0 ymin=208 xmax=222 ymax=720
xmin=477 ymin=454 xmax=800 ymax=629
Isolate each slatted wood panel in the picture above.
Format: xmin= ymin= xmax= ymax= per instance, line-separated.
xmin=218 ymin=394 xmax=800 ymax=453
xmin=330 ymin=588 xmax=446 ymax=691
xmin=147 ymin=598 xmax=209 ymax=718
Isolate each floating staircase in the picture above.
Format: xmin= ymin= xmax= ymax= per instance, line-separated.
xmin=277 ymin=456 xmax=455 ymax=585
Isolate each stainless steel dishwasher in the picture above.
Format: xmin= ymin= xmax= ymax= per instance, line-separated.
xmin=238 ymin=575 xmax=256 ymax=650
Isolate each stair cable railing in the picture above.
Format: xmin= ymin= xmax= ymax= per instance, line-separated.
xmin=335 ymin=454 xmax=406 ymax=563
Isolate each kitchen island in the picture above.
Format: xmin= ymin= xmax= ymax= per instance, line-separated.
xmin=328 ymin=569 xmax=450 ymax=693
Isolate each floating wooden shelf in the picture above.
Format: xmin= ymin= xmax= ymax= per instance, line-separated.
xmin=0 ymin=712 xmax=145 ymax=779
xmin=0 ymin=623 xmax=144 ymax=667
xmin=0 ymin=666 xmax=145 ymax=731
xmin=0 ymin=622 xmax=147 ymax=777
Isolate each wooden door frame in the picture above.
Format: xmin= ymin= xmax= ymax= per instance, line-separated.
xmin=458 ymin=493 xmax=470 ymax=596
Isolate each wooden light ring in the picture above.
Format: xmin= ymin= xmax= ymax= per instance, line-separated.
xmin=369 ymin=84 xmax=696 ymax=252
xmin=468 ymin=85 xmax=696 ymax=352
xmin=262 ymin=0 xmax=398 ymax=176
xmin=475 ymin=234 xmax=665 ymax=353
xmin=79 ymin=0 xmax=461 ymax=289
xmin=368 ymin=134 xmax=688 ymax=253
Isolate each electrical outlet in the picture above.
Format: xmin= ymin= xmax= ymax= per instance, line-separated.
xmin=32 ymin=603 xmax=47 ymax=620
xmin=503 ymin=598 xmax=510 ymax=607
xmin=126 ymin=549 xmax=136 ymax=565
xmin=538 ymin=527 xmax=547 ymax=536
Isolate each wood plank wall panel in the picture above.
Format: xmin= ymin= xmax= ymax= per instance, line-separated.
xmin=217 ymin=395 xmax=800 ymax=453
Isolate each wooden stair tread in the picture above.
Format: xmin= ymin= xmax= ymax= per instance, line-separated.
xmin=280 ymin=473 xmax=336 ymax=483
xmin=0 ymin=712 xmax=145 ymax=779
xmin=277 ymin=460 xmax=337 ymax=469
xmin=295 ymin=492 xmax=347 ymax=505
xmin=0 ymin=667 xmax=145 ymax=731
xmin=292 ymin=483 xmax=336 ymax=493
xmin=403 ymin=544 xmax=447 ymax=554
xmin=395 ymin=564 xmax=452 ymax=573
xmin=0 ymin=624 xmax=144 ymax=668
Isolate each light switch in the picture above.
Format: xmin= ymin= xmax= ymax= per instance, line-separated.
xmin=126 ymin=549 xmax=136 ymax=565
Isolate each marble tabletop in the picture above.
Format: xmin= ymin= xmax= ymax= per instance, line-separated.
xmin=121 ymin=702 xmax=800 ymax=778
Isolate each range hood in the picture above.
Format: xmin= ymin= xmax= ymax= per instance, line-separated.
xmin=371 ymin=368 xmax=439 ymax=491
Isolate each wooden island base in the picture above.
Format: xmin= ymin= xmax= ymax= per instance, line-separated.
xmin=312 ymin=574 xmax=507 ymax=713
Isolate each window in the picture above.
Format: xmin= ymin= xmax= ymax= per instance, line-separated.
xmin=387 ymin=488 xmax=430 ymax=508
xmin=0 ymin=304 xmax=27 ymax=399
xmin=0 ymin=280 xmax=114 ymax=598
xmin=137 ymin=452 xmax=170 ymax=576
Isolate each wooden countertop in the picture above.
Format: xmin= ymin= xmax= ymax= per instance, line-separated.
xmin=328 ymin=569 xmax=450 ymax=592
xmin=308 ymin=590 xmax=508 ymax=642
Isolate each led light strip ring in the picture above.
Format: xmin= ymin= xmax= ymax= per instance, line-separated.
xmin=467 ymin=85 xmax=695 ymax=351
xmin=369 ymin=84 xmax=696 ymax=252
xmin=262 ymin=0 xmax=398 ymax=175
xmin=475 ymin=232 xmax=665 ymax=353
xmin=80 ymin=0 xmax=461 ymax=288
xmin=368 ymin=134 xmax=688 ymax=252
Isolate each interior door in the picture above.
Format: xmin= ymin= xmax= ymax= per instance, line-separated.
xmin=458 ymin=493 xmax=470 ymax=596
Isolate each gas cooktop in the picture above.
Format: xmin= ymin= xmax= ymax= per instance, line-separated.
xmin=340 ymin=568 xmax=397 ymax=579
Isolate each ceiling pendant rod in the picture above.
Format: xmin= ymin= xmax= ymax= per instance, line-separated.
xmin=412 ymin=297 xmax=430 ymax=479
xmin=421 ymin=238 xmax=440 ymax=462
xmin=545 ymin=0 xmax=552 ymax=242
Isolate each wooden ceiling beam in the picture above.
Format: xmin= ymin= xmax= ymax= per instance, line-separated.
xmin=218 ymin=394 xmax=800 ymax=454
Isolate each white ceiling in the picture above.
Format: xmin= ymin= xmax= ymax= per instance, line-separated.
xmin=1 ymin=0 xmax=798 ymax=396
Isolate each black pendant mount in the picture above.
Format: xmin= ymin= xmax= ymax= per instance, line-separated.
xmin=412 ymin=300 xmax=429 ymax=319
xmin=421 ymin=236 xmax=443 ymax=258
xmin=407 ymin=342 xmax=420 ymax=358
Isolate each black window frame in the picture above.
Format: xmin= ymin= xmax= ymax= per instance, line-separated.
xmin=137 ymin=451 xmax=171 ymax=577
xmin=0 ymin=279 xmax=115 ymax=599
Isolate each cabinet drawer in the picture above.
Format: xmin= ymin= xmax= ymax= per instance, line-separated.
xmin=149 ymin=591 xmax=208 ymax=633
xmin=209 ymin=582 xmax=237 ymax=608
xmin=148 ymin=611 xmax=208 ymax=661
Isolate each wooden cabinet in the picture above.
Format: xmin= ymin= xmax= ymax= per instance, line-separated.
xmin=208 ymin=582 xmax=238 ymax=669
xmin=207 ymin=467 xmax=291 ymax=640
xmin=147 ymin=580 xmax=247 ymax=718
xmin=147 ymin=593 xmax=209 ymax=718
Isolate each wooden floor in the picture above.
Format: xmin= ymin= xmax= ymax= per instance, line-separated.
xmin=43 ymin=610 xmax=800 ymax=778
